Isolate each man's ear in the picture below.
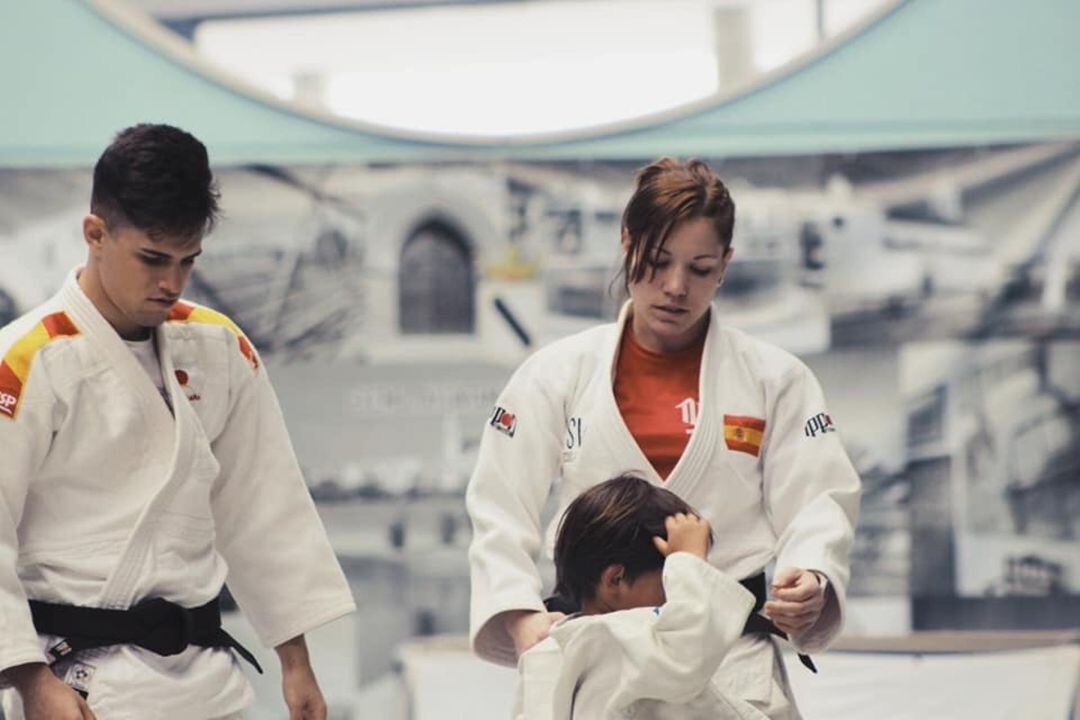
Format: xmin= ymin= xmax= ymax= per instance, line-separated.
xmin=83 ymin=214 xmax=108 ymax=251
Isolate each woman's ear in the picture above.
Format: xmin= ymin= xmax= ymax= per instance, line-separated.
xmin=717 ymin=245 xmax=735 ymax=286
xmin=621 ymin=228 xmax=631 ymax=254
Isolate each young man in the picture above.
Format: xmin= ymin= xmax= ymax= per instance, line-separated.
xmin=515 ymin=475 xmax=766 ymax=720
xmin=0 ymin=125 xmax=356 ymax=720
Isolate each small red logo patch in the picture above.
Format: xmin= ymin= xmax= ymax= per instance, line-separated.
xmin=175 ymin=369 xmax=189 ymax=386
xmin=489 ymin=406 xmax=518 ymax=437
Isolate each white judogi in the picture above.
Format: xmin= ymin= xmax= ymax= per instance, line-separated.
xmin=467 ymin=301 xmax=860 ymax=719
xmin=0 ymin=270 xmax=355 ymax=719
xmin=515 ymin=552 xmax=767 ymax=720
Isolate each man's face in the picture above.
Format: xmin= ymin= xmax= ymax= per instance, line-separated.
xmin=85 ymin=215 xmax=201 ymax=337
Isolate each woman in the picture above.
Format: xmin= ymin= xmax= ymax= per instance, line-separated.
xmin=466 ymin=158 xmax=860 ymax=719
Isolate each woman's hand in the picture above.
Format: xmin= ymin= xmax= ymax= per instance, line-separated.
xmin=763 ymin=567 xmax=827 ymax=636
xmin=503 ymin=609 xmax=567 ymax=658
xmin=652 ymin=512 xmax=710 ymax=560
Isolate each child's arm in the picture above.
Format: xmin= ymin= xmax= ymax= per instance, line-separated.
xmin=604 ymin=515 xmax=756 ymax=709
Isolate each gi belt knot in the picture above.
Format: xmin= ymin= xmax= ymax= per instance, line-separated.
xmin=133 ymin=597 xmax=197 ymax=656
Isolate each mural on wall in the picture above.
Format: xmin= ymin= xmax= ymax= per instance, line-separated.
xmin=2 ymin=141 xmax=1078 ymax=697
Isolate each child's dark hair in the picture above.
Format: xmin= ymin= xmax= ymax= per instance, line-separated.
xmin=553 ymin=474 xmax=708 ymax=607
xmin=91 ymin=123 xmax=220 ymax=242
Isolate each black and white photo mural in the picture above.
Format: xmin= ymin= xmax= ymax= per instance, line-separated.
xmin=2 ymin=141 xmax=1078 ymax=715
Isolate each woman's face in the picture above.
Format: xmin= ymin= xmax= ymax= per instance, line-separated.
xmin=623 ymin=217 xmax=733 ymax=354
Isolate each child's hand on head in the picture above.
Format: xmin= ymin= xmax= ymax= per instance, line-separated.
xmin=652 ymin=513 xmax=710 ymax=560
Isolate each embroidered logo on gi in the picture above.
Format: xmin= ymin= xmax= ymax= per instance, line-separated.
xmin=676 ymin=398 xmax=698 ymax=435
xmin=724 ymin=414 xmax=765 ymax=457
xmin=566 ymin=416 xmax=583 ymax=449
xmin=804 ymin=412 xmax=836 ymax=438
xmin=175 ymin=368 xmax=201 ymax=402
xmin=490 ymin=406 xmax=518 ymax=437
xmin=64 ymin=661 xmax=95 ymax=694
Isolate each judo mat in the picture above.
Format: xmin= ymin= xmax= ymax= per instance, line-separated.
xmin=397 ymin=632 xmax=1080 ymax=720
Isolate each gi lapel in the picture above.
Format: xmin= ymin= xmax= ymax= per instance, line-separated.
xmin=664 ymin=304 xmax=721 ymax=497
xmin=58 ymin=270 xmax=214 ymax=610
xmin=596 ymin=301 xmax=663 ymax=485
xmin=598 ymin=301 xmax=721 ymax=494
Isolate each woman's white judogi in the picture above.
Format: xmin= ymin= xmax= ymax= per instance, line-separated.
xmin=0 ymin=270 xmax=355 ymax=719
xmin=515 ymin=552 xmax=767 ymax=720
xmin=468 ymin=301 xmax=860 ymax=719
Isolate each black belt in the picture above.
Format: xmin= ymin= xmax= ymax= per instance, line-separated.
xmin=740 ymin=572 xmax=817 ymax=673
xmin=544 ymin=571 xmax=816 ymax=673
xmin=28 ymin=596 xmax=263 ymax=674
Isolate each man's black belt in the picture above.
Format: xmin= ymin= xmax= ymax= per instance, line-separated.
xmin=28 ymin=596 xmax=263 ymax=674
xmin=543 ymin=571 xmax=816 ymax=673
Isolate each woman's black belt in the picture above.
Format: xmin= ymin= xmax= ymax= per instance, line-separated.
xmin=544 ymin=571 xmax=816 ymax=673
xmin=740 ymin=572 xmax=817 ymax=673
xmin=28 ymin=596 xmax=263 ymax=674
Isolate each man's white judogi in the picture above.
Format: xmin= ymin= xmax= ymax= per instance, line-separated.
xmin=468 ymin=301 xmax=861 ymax=719
xmin=515 ymin=552 xmax=768 ymax=720
xmin=0 ymin=270 xmax=355 ymax=719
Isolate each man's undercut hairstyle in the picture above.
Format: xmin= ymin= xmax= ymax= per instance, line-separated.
xmin=91 ymin=123 xmax=220 ymax=242
xmin=621 ymin=157 xmax=736 ymax=286
xmin=553 ymin=474 xmax=710 ymax=607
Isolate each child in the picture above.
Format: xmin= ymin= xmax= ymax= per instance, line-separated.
xmin=513 ymin=474 xmax=766 ymax=720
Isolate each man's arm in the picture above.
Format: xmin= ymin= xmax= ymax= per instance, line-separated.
xmin=0 ymin=352 xmax=82 ymax=716
xmin=2 ymin=664 xmax=96 ymax=720
xmin=206 ymin=329 xmax=354 ymax=711
xmin=275 ymin=635 xmax=326 ymax=720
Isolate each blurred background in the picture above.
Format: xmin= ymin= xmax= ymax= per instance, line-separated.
xmin=1 ymin=0 xmax=1079 ymax=717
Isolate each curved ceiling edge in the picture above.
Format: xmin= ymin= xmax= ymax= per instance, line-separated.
xmin=89 ymin=0 xmax=909 ymax=149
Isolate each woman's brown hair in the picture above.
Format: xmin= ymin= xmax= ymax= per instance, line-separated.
xmin=552 ymin=474 xmax=709 ymax=608
xmin=621 ymin=157 xmax=735 ymax=286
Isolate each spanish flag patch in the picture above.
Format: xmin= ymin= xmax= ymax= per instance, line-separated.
xmin=724 ymin=414 xmax=765 ymax=457
xmin=0 ymin=312 xmax=80 ymax=420
xmin=168 ymin=301 xmax=259 ymax=373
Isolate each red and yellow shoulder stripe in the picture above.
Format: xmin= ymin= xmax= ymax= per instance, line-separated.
xmin=724 ymin=414 xmax=765 ymax=457
xmin=0 ymin=312 xmax=80 ymax=420
xmin=168 ymin=301 xmax=259 ymax=372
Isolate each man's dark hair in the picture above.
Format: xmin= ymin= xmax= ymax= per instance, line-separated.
xmin=91 ymin=124 xmax=220 ymax=241
xmin=553 ymin=474 xmax=710 ymax=607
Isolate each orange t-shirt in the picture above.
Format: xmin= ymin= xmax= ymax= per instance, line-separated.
xmin=613 ymin=325 xmax=705 ymax=480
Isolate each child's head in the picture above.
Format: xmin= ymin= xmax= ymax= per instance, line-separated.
xmin=553 ymin=474 xmax=707 ymax=614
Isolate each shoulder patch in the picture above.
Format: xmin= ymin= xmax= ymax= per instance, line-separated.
xmin=168 ymin=301 xmax=260 ymax=373
xmin=489 ymin=406 xmax=518 ymax=437
xmin=0 ymin=312 xmax=80 ymax=420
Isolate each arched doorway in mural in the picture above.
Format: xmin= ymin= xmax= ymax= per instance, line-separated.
xmin=399 ymin=219 xmax=475 ymax=334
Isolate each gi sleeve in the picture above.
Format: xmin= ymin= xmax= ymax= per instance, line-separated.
xmin=556 ymin=553 xmax=755 ymax=711
xmin=466 ymin=352 xmax=566 ymax=666
xmin=762 ymin=361 xmax=861 ymax=653
xmin=209 ymin=342 xmax=355 ymax=649
xmin=0 ymin=361 xmax=56 ymax=681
